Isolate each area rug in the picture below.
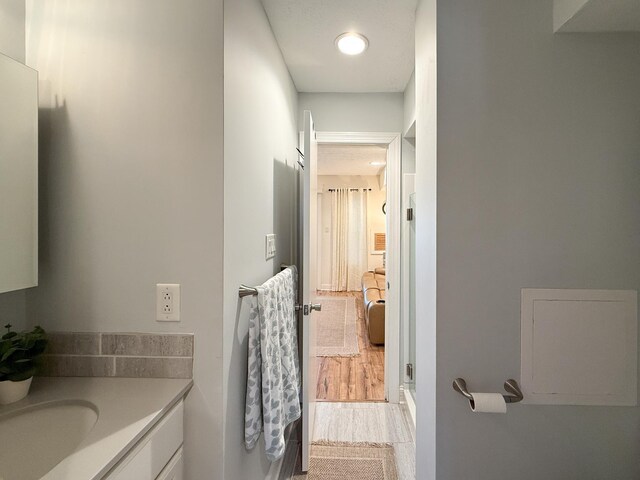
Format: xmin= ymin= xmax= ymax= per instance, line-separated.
xmin=314 ymin=297 xmax=359 ymax=357
xmin=294 ymin=442 xmax=399 ymax=480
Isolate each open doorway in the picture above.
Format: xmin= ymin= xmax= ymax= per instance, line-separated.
xmin=307 ymin=131 xmax=403 ymax=406
xmin=288 ymin=125 xmax=413 ymax=479
xmin=315 ymin=143 xmax=388 ymax=402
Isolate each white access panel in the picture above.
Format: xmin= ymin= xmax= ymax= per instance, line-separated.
xmin=521 ymin=289 xmax=637 ymax=406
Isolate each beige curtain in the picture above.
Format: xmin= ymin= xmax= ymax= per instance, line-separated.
xmin=330 ymin=188 xmax=368 ymax=291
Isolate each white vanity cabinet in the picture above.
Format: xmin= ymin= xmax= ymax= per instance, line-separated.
xmin=104 ymin=400 xmax=184 ymax=480
xmin=156 ymin=447 xmax=184 ymax=480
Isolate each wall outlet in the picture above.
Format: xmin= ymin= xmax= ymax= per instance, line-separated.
xmin=265 ymin=234 xmax=276 ymax=260
xmin=157 ymin=284 xmax=180 ymax=322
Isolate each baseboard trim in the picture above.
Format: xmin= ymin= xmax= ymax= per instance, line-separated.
xmin=401 ymin=385 xmax=417 ymax=430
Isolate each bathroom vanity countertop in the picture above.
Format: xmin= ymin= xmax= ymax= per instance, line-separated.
xmin=0 ymin=376 xmax=193 ymax=480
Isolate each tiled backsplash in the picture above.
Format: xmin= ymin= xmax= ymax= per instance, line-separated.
xmin=40 ymin=332 xmax=194 ymax=379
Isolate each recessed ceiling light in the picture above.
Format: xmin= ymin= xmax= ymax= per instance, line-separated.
xmin=335 ymin=33 xmax=369 ymax=56
xmin=369 ymin=161 xmax=386 ymax=166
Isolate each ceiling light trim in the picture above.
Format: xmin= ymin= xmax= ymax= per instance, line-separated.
xmin=335 ymin=32 xmax=369 ymax=55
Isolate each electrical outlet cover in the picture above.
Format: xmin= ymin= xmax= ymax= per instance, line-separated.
xmin=157 ymin=284 xmax=180 ymax=321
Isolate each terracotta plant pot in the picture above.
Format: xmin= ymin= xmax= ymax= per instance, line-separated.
xmin=0 ymin=377 xmax=33 ymax=405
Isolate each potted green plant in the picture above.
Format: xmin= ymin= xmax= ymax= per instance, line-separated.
xmin=0 ymin=324 xmax=48 ymax=405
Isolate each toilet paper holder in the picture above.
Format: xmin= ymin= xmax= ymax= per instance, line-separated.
xmin=453 ymin=378 xmax=523 ymax=404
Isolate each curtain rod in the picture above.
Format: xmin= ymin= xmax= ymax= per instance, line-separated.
xmin=326 ymin=188 xmax=372 ymax=192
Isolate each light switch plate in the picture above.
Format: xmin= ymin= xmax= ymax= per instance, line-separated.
xmin=265 ymin=234 xmax=276 ymax=260
xmin=157 ymin=283 xmax=180 ymax=322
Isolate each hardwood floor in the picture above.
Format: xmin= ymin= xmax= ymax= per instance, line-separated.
xmin=315 ymin=291 xmax=385 ymax=402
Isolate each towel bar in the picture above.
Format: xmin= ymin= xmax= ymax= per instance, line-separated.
xmin=239 ymin=284 xmax=258 ymax=298
xmin=238 ymin=264 xmax=293 ymax=298
xmin=452 ymin=378 xmax=523 ymax=404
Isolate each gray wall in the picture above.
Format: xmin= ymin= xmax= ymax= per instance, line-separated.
xmin=429 ymin=0 xmax=640 ymax=478
xmin=23 ymin=2 xmax=224 ymax=478
xmin=0 ymin=0 xmax=24 ymax=62
xmin=0 ymin=0 xmax=27 ymax=330
xmin=298 ymin=92 xmax=404 ymax=133
xmin=223 ymin=0 xmax=299 ymax=478
xmin=402 ymin=72 xmax=416 ymax=174
xmin=403 ymin=70 xmax=415 ymax=136
xmin=0 ymin=290 xmax=27 ymax=331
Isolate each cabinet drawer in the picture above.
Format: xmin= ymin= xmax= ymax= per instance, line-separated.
xmin=156 ymin=447 xmax=184 ymax=480
xmin=104 ymin=400 xmax=184 ymax=480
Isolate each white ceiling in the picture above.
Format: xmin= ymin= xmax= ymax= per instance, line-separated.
xmin=555 ymin=0 xmax=640 ymax=31
xmin=318 ymin=144 xmax=387 ymax=176
xmin=261 ymin=0 xmax=417 ymax=93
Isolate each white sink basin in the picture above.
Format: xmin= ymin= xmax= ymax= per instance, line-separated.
xmin=0 ymin=400 xmax=98 ymax=480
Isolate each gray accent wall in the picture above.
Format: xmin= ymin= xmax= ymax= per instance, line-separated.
xmin=223 ymin=0 xmax=299 ymax=478
xmin=416 ymin=0 xmax=640 ymax=478
xmin=22 ymin=1 xmax=224 ymax=478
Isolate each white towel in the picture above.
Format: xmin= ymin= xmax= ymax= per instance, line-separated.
xmin=244 ymin=266 xmax=301 ymax=461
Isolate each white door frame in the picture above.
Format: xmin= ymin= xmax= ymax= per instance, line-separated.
xmin=401 ymin=173 xmax=416 ymax=384
xmin=314 ymin=131 xmax=402 ymax=404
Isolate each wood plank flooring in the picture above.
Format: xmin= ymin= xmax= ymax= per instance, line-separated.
xmin=315 ymin=291 xmax=385 ymax=402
